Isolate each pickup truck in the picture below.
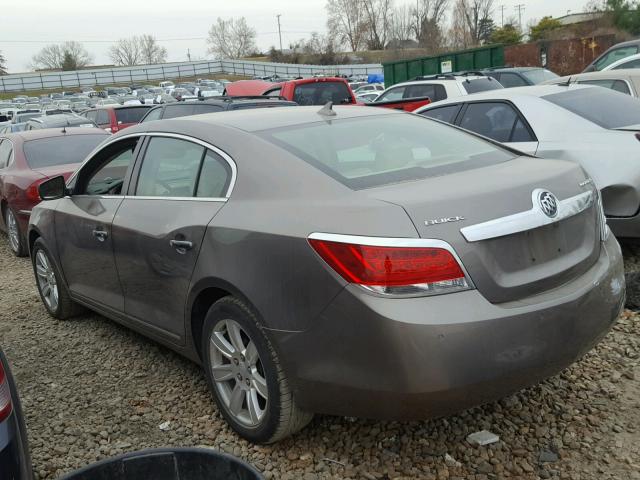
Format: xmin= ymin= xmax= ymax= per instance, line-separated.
xmin=224 ymin=77 xmax=431 ymax=112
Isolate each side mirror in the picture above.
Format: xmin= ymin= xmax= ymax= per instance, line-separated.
xmin=39 ymin=176 xmax=68 ymax=201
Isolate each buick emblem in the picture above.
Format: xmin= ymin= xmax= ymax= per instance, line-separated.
xmin=537 ymin=190 xmax=558 ymax=218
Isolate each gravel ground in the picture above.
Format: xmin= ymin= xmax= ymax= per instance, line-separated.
xmin=0 ymin=236 xmax=638 ymax=480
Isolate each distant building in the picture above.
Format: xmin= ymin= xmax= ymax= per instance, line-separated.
xmin=555 ymin=12 xmax=605 ymax=26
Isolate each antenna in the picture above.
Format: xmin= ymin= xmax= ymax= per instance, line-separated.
xmin=317 ymin=102 xmax=336 ymax=117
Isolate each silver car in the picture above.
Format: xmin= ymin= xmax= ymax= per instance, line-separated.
xmin=417 ymin=84 xmax=640 ymax=238
xmin=28 ymin=106 xmax=624 ymax=443
xmin=543 ymin=69 xmax=640 ymax=97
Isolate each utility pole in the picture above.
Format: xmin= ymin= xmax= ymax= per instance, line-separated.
xmin=276 ymin=14 xmax=283 ymax=52
xmin=499 ymin=5 xmax=506 ymax=27
xmin=514 ymin=4 xmax=526 ymax=30
xmin=187 ymin=48 xmax=191 ymax=62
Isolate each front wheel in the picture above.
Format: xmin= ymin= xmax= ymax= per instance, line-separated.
xmin=202 ymin=297 xmax=313 ymax=443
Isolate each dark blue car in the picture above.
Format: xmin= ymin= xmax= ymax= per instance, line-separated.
xmin=0 ymin=349 xmax=31 ymax=480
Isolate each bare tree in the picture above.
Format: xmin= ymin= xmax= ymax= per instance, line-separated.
xmin=109 ymin=37 xmax=141 ymax=66
xmin=206 ymin=17 xmax=258 ymax=59
xmin=449 ymin=0 xmax=474 ymax=48
xmin=327 ymin=0 xmax=367 ymax=52
xmin=0 ymin=51 xmax=6 ymax=75
xmin=139 ymin=35 xmax=167 ymax=64
xmin=361 ymin=0 xmax=394 ymax=50
xmin=412 ymin=0 xmax=449 ymax=45
xmin=31 ymin=41 xmax=92 ymax=70
xmin=389 ymin=4 xmax=414 ymax=44
xmin=453 ymin=0 xmax=494 ymax=46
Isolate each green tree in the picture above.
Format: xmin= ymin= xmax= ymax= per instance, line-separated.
xmin=61 ymin=51 xmax=77 ymax=71
xmin=489 ymin=24 xmax=522 ymax=45
xmin=478 ymin=17 xmax=496 ymax=43
xmin=530 ymin=16 xmax=563 ymax=41
xmin=0 ymin=51 xmax=6 ymax=75
xmin=601 ymin=0 xmax=640 ymax=34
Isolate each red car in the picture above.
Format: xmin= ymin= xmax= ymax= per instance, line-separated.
xmin=0 ymin=128 xmax=110 ymax=256
xmin=80 ymin=105 xmax=152 ymax=133
xmin=225 ymin=77 xmax=431 ymax=111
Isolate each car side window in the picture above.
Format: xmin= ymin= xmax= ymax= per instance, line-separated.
xmin=404 ymin=84 xmax=446 ymax=101
xmin=95 ymin=110 xmax=110 ymax=125
xmin=614 ymin=58 xmax=640 ymax=70
xmin=420 ymin=105 xmax=461 ymax=124
xmin=142 ymin=107 xmax=163 ymax=122
xmin=163 ymin=104 xmax=195 ymax=119
xmin=78 ymin=138 xmax=140 ymax=195
xmin=377 ymin=86 xmax=405 ymax=102
xmin=84 ymin=110 xmax=98 ymax=122
xmin=0 ymin=140 xmax=12 ymax=168
xmin=135 ymin=137 xmax=204 ymax=197
xmin=497 ymin=73 xmax=528 ymax=88
xmin=196 ymin=150 xmax=232 ymax=198
xmin=595 ymin=46 xmax=638 ymax=70
xmin=459 ymin=102 xmax=532 ymax=143
xmin=577 ymin=79 xmax=631 ymax=95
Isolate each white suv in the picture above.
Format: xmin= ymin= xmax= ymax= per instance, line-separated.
xmin=374 ymin=74 xmax=504 ymax=104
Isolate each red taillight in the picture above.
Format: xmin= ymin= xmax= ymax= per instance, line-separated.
xmin=0 ymin=361 xmax=13 ymax=423
xmin=309 ymin=235 xmax=469 ymax=295
xmin=26 ymin=178 xmax=48 ymax=202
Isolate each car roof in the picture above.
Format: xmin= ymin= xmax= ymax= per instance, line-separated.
xmin=391 ymin=75 xmax=487 ymax=87
xmin=124 ymin=105 xmax=399 ymax=135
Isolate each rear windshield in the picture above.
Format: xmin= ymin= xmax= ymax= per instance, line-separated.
xmin=260 ymin=114 xmax=515 ymax=189
xmin=23 ymin=134 xmax=106 ymax=168
xmin=521 ymin=69 xmax=558 ymax=84
xmin=462 ymin=78 xmax=504 ymax=94
xmin=293 ymin=82 xmax=352 ymax=105
xmin=115 ymin=107 xmax=149 ymax=124
xmin=542 ymin=87 xmax=640 ymax=129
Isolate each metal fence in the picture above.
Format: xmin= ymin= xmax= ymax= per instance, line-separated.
xmin=0 ymin=60 xmax=383 ymax=93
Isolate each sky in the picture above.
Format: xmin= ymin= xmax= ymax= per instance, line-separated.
xmin=1 ymin=0 xmax=590 ymax=73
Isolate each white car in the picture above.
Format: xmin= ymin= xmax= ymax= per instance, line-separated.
xmin=416 ymin=84 xmax=640 ymax=238
xmin=603 ymin=53 xmax=640 ymax=71
xmin=356 ymin=92 xmax=380 ymax=103
xmin=159 ymin=81 xmax=175 ymax=89
xmin=373 ymin=74 xmax=503 ymax=105
xmin=354 ymin=83 xmax=384 ymax=94
xmin=543 ymin=69 xmax=640 ymax=97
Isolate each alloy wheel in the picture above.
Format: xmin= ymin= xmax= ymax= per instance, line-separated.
xmin=209 ymin=319 xmax=268 ymax=428
xmin=35 ymin=250 xmax=59 ymax=312
xmin=6 ymin=210 xmax=20 ymax=253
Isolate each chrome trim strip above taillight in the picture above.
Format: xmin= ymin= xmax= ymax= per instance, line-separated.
xmin=460 ymin=190 xmax=594 ymax=242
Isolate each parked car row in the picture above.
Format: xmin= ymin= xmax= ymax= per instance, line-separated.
xmin=0 ymin=66 xmax=634 ymax=449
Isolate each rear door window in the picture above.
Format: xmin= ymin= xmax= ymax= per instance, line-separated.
xmin=195 ymin=150 xmax=232 ymax=198
xmin=459 ymin=102 xmax=534 ymax=142
xmin=115 ymin=107 xmax=149 ymax=124
xmin=135 ymin=137 xmax=204 ymax=197
xmin=420 ymin=104 xmax=461 ymax=124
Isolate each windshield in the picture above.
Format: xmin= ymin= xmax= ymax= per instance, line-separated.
xmin=462 ymin=78 xmax=504 ymax=94
xmin=522 ymin=69 xmax=558 ymax=84
xmin=23 ymin=134 xmax=107 ymax=168
xmin=542 ymin=87 xmax=640 ymax=129
xmin=260 ymin=114 xmax=515 ymax=189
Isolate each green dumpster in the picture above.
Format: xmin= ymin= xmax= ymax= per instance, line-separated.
xmin=382 ymin=45 xmax=505 ymax=87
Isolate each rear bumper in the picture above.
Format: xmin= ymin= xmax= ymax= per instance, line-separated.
xmin=271 ymin=234 xmax=625 ymax=419
xmin=608 ymin=214 xmax=640 ymax=239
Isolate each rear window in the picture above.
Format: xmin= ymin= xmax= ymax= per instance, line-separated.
xmin=462 ymin=78 xmax=504 ymax=94
xmin=260 ymin=114 xmax=515 ymax=189
xmin=542 ymin=87 xmax=640 ymax=129
xmin=23 ymin=134 xmax=107 ymax=169
xmin=115 ymin=107 xmax=149 ymax=124
xmin=293 ymin=82 xmax=352 ymax=105
xmin=521 ymin=69 xmax=558 ymax=84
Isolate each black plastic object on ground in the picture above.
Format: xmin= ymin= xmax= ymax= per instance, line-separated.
xmin=59 ymin=448 xmax=264 ymax=480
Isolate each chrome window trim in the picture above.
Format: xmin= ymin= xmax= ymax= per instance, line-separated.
xmin=460 ymin=190 xmax=594 ymax=242
xmin=68 ymin=194 xmax=227 ymax=203
xmin=307 ymin=232 xmax=476 ymax=293
xmin=66 ymin=131 xmax=238 ymax=198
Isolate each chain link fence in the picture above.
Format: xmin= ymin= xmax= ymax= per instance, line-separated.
xmin=0 ymin=60 xmax=383 ymax=93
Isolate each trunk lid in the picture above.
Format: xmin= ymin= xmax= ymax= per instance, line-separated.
xmin=364 ymin=157 xmax=600 ymax=304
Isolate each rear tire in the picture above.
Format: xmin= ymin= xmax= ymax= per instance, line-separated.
xmin=4 ymin=207 xmax=27 ymax=257
xmin=31 ymin=238 xmax=83 ymax=319
xmin=202 ymin=296 xmax=313 ymax=443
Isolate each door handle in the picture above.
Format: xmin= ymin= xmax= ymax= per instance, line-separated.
xmin=92 ymin=229 xmax=108 ymax=242
xmin=170 ymin=239 xmax=193 ymax=254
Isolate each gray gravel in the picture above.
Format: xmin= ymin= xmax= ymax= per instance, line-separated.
xmin=0 ymin=236 xmax=638 ymax=480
